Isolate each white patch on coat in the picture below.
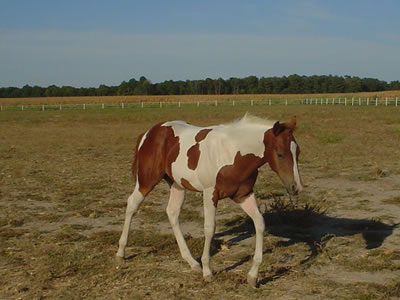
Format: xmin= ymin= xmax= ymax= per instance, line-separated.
xmin=138 ymin=131 xmax=149 ymax=151
xmin=162 ymin=115 xmax=274 ymax=191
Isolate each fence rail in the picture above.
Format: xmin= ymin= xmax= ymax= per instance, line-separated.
xmin=0 ymin=97 xmax=399 ymax=112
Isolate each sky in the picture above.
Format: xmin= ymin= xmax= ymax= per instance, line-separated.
xmin=1 ymin=0 xmax=400 ymax=88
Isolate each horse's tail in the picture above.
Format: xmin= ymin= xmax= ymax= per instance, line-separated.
xmin=131 ymin=132 xmax=146 ymax=179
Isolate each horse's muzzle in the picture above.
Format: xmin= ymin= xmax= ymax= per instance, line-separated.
xmin=287 ymin=183 xmax=303 ymax=195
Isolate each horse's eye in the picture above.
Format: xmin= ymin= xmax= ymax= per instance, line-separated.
xmin=277 ymin=153 xmax=284 ymax=158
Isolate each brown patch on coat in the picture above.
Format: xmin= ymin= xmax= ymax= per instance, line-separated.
xmin=135 ymin=123 xmax=180 ymax=196
xmin=195 ymin=128 xmax=212 ymax=142
xmin=212 ymin=151 xmax=265 ymax=206
xmin=187 ymin=128 xmax=213 ymax=170
xmin=181 ymin=178 xmax=200 ymax=192
xmin=187 ymin=144 xmax=200 ymax=170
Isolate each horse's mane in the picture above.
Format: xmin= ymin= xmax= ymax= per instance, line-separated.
xmin=224 ymin=113 xmax=276 ymax=129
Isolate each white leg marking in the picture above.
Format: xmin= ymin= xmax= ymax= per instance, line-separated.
xmin=117 ymin=184 xmax=145 ymax=258
xmin=290 ymin=141 xmax=303 ymax=193
xmin=167 ymin=184 xmax=201 ymax=272
xmin=240 ymin=194 xmax=265 ymax=287
xmin=201 ymin=189 xmax=216 ymax=281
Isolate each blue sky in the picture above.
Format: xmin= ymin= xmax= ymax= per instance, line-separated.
xmin=1 ymin=0 xmax=399 ymax=87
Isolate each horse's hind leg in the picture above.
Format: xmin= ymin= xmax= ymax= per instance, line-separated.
xmin=116 ymin=184 xmax=145 ymax=258
xmin=166 ymin=184 xmax=202 ymax=272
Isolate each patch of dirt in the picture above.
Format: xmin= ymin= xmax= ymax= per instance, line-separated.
xmin=311 ymin=265 xmax=398 ymax=285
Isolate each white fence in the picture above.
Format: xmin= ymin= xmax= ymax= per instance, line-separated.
xmin=301 ymin=97 xmax=399 ymax=106
xmin=0 ymin=97 xmax=399 ymax=112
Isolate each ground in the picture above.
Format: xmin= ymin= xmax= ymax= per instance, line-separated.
xmin=1 ymin=104 xmax=400 ymax=299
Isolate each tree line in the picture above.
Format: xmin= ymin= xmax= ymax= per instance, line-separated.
xmin=1 ymin=75 xmax=399 ymax=98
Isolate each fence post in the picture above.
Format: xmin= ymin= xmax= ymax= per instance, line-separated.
xmin=42 ymin=105 xmax=45 ymax=111
xmin=197 ymin=101 xmax=199 ymax=107
xmin=141 ymin=102 xmax=144 ymax=109
xmin=160 ymin=102 xmax=162 ymax=108
xmin=122 ymin=103 xmax=125 ymax=109
xmin=102 ymin=103 xmax=105 ymax=109
xmin=285 ymin=99 xmax=288 ymax=106
xmin=376 ymin=98 xmax=378 ymax=106
xmin=396 ymin=97 xmax=398 ymax=107
xmin=251 ymin=100 xmax=253 ymax=106
xmin=351 ymin=97 xmax=354 ymax=106
xmin=367 ymin=98 xmax=369 ymax=106
xmin=359 ymin=97 xmax=361 ymax=106
xmin=269 ymin=99 xmax=271 ymax=106
xmin=233 ymin=100 xmax=235 ymax=106
xmin=21 ymin=105 xmax=24 ymax=111
xmin=385 ymin=97 xmax=388 ymax=106
xmin=60 ymin=104 xmax=62 ymax=111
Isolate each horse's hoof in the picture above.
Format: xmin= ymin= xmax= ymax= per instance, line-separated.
xmin=191 ymin=264 xmax=202 ymax=273
xmin=247 ymin=274 xmax=258 ymax=288
xmin=115 ymin=255 xmax=125 ymax=264
xmin=203 ymin=274 xmax=214 ymax=282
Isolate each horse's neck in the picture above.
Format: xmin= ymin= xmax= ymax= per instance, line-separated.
xmin=222 ymin=124 xmax=271 ymax=160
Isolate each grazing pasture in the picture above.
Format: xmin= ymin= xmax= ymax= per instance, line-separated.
xmin=1 ymin=103 xmax=400 ymax=299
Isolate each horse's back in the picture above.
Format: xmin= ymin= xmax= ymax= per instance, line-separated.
xmin=159 ymin=121 xmax=237 ymax=191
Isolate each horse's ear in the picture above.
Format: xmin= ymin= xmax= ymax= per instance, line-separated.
xmin=286 ymin=116 xmax=297 ymax=130
xmin=273 ymin=121 xmax=285 ymax=136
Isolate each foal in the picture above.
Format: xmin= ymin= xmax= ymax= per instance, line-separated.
xmin=116 ymin=114 xmax=303 ymax=287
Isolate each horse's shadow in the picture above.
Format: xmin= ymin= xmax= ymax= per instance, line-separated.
xmin=213 ymin=208 xmax=398 ymax=286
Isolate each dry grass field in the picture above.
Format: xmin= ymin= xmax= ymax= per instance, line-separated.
xmin=1 ymin=102 xmax=400 ymax=299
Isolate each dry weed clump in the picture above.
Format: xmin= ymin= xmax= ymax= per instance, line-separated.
xmin=265 ymin=193 xmax=327 ymax=228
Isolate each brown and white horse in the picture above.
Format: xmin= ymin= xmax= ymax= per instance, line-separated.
xmin=116 ymin=114 xmax=303 ymax=287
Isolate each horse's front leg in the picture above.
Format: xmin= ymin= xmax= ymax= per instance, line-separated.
xmin=239 ymin=193 xmax=265 ymax=288
xmin=201 ymin=189 xmax=216 ymax=282
xmin=116 ymin=185 xmax=145 ymax=259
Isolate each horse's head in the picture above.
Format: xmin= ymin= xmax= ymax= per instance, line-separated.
xmin=265 ymin=116 xmax=303 ymax=195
